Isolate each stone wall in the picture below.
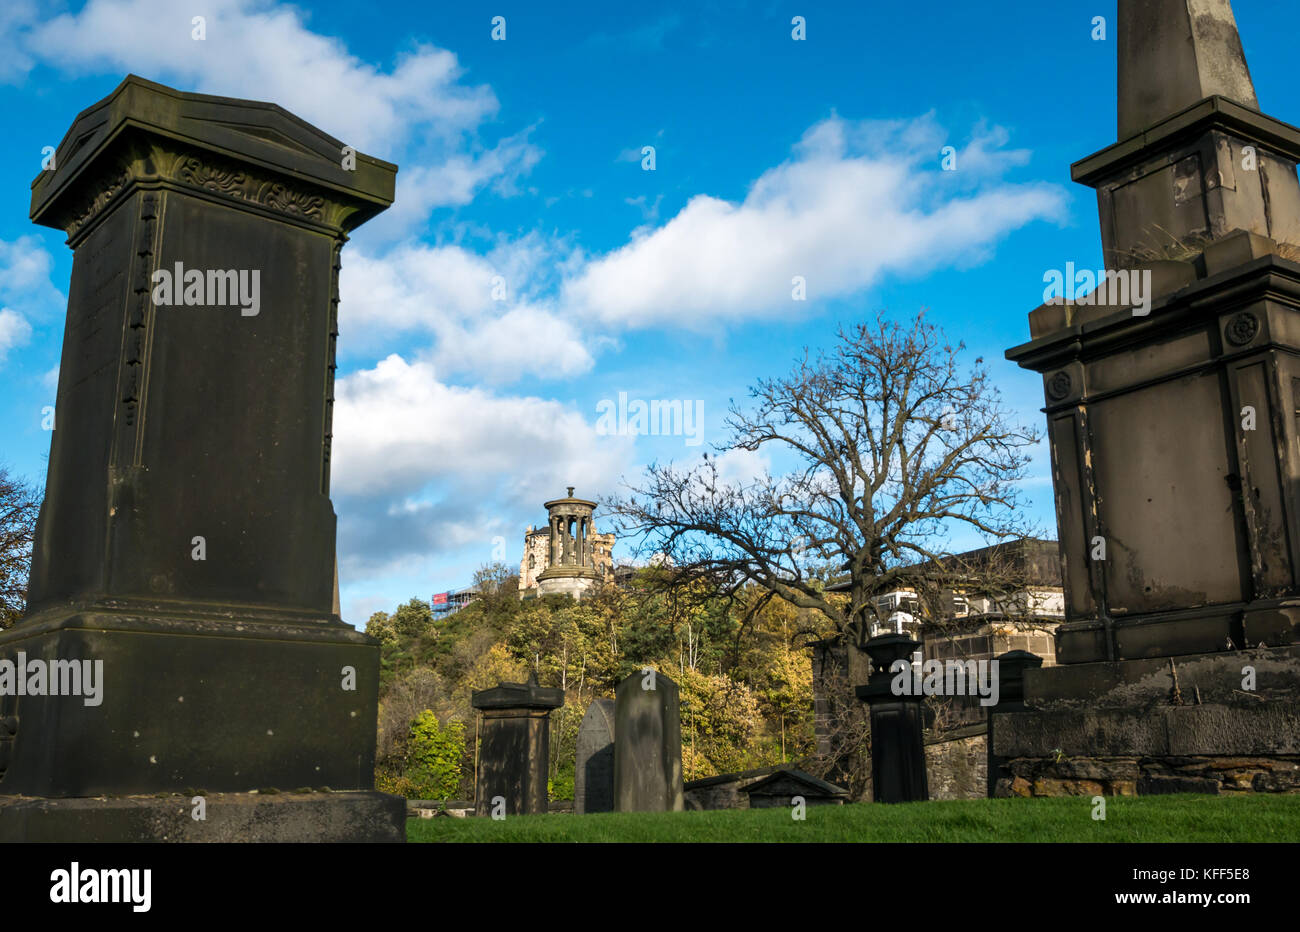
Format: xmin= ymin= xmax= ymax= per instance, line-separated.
xmin=924 ymin=726 xmax=988 ymax=800
xmin=992 ymin=647 xmax=1300 ymax=797
xmin=995 ymin=755 xmax=1300 ymax=797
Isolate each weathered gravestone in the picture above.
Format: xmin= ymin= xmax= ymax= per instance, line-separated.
xmin=613 ymin=669 xmax=684 ymax=812
xmin=998 ymin=0 xmax=1300 ymax=795
xmin=471 ymin=675 xmax=564 ymax=816
xmin=574 ymin=697 xmax=615 ymax=814
xmin=0 ymin=76 xmax=401 ymax=841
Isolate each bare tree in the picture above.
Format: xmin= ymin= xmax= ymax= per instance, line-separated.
xmin=0 ymin=466 xmax=40 ymax=630
xmin=605 ymin=311 xmax=1042 ymax=644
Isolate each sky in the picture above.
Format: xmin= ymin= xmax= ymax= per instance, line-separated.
xmin=2 ymin=0 xmax=1298 ymax=628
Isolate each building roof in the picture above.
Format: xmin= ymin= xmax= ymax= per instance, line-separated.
xmin=739 ymin=768 xmax=849 ymax=799
xmin=825 ymin=538 xmax=1062 ymax=593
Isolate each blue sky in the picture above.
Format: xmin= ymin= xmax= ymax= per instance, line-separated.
xmin=2 ymin=0 xmax=1297 ymax=626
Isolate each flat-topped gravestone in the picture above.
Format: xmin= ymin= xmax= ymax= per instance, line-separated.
xmin=471 ymin=676 xmax=564 ymax=816
xmin=0 ymin=75 xmax=401 ymax=841
xmin=574 ymin=698 xmax=615 ymax=814
xmin=613 ymin=669 xmax=684 ymax=812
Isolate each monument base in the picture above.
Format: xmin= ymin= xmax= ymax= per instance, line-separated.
xmin=0 ymin=790 xmax=406 ymax=842
xmin=0 ymin=603 xmax=381 ymax=796
xmin=991 ymin=646 xmax=1300 ymax=796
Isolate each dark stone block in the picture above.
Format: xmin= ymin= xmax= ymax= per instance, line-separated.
xmin=1137 ymin=774 xmax=1222 ymax=796
xmin=739 ymin=768 xmax=847 ymax=809
xmin=471 ymin=678 xmax=563 ymax=816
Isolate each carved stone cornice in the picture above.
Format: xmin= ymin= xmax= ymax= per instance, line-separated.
xmin=56 ymin=137 xmax=358 ymax=239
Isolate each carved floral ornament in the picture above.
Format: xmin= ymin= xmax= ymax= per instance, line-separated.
xmin=1046 ymin=370 xmax=1073 ymax=401
xmin=1225 ymin=311 xmax=1260 ymax=347
xmin=60 ymin=143 xmax=347 ymax=236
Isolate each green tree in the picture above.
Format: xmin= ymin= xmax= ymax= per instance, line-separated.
xmin=404 ymin=711 xmax=465 ymax=799
xmin=391 ymin=597 xmax=435 ymax=640
xmin=365 ymin=610 xmax=398 ymax=646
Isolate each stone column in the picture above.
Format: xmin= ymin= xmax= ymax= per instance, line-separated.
xmin=472 ymin=676 xmax=564 ymax=816
xmin=855 ymin=633 xmax=929 ymax=803
xmin=0 ymin=75 xmax=401 ymax=841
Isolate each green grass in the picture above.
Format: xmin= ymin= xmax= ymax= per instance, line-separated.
xmin=407 ymin=794 xmax=1300 ymax=843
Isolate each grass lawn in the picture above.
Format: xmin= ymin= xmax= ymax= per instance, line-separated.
xmin=407 ymin=794 xmax=1300 ymax=843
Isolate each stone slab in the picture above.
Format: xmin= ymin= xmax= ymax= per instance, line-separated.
xmin=0 ymin=791 xmax=406 ymax=842
xmin=993 ymin=700 xmax=1300 ymax=758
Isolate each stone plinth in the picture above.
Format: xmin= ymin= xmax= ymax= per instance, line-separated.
xmin=0 ymin=76 xmax=401 ymax=841
xmin=992 ymin=645 xmax=1300 ymax=796
xmin=0 ymin=792 xmax=405 ymax=843
xmin=613 ymin=669 xmax=684 ymax=812
xmin=471 ymin=677 xmax=564 ymax=816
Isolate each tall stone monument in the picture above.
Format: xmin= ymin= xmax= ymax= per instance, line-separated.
xmin=535 ymin=488 xmax=607 ymax=599
xmin=471 ymin=675 xmax=564 ymax=816
xmin=613 ymin=669 xmax=684 ymax=812
xmin=574 ymin=697 xmax=615 ymax=814
xmin=999 ymin=1 xmax=1300 ymax=795
xmin=0 ymin=76 xmax=402 ymax=840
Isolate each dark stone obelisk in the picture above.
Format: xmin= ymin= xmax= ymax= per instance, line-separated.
xmin=1008 ymin=0 xmax=1300 ymax=664
xmin=998 ymin=1 xmax=1300 ymax=798
xmin=0 ymin=76 xmax=402 ymax=840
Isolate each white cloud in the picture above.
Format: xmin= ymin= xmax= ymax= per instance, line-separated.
xmin=713 ymin=446 xmax=771 ymax=487
xmin=0 ymin=0 xmax=37 ymax=82
xmin=0 ymin=235 xmax=64 ymax=317
xmin=563 ymin=115 xmax=1066 ymax=329
xmin=0 ymin=308 xmax=33 ymax=363
xmin=330 ymin=353 xmax=633 ymax=575
xmin=333 ymin=353 xmax=628 ymax=499
xmin=10 ymin=0 xmax=540 ymax=235
xmin=26 ymin=0 xmax=488 ymax=149
xmin=339 ymin=238 xmax=590 ymax=381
